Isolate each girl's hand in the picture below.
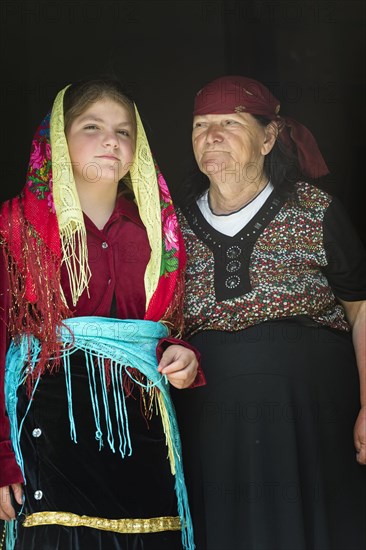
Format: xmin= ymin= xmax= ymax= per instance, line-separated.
xmin=0 ymin=483 xmax=23 ymax=520
xmin=158 ymin=345 xmax=198 ymax=389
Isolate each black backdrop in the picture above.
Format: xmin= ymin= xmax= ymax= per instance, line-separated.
xmin=0 ymin=0 xmax=365 ymax=243
xmin=0 ymin=0 xmax=365 ymax=539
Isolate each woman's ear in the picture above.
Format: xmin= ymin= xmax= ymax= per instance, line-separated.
xmin=261 ymin=121 xmax=278 ymax=155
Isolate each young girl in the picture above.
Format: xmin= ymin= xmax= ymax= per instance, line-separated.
xmin=0 ymin=78 xmax=202 ymax=550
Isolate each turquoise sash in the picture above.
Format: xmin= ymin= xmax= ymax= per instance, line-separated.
xmin=5 ymin=317 xmax=194 ymax=550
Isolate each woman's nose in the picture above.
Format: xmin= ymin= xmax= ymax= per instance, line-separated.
xmin=205 ymin=124 xmax=224 ymax=143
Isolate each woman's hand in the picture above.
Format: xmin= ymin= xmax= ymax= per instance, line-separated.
xmin=158 ymin=345 xmax=198 ymax=389
xmin=0 ymin=483 xmax=23 ymax=520
xmin=340 ymin=299 xmax=366 ymax=465
xmin=354 ymin=406 xmax=366 ymax=465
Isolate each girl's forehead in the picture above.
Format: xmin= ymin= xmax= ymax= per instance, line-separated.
xmin=82 ymin=97 xmax=130 ymax=113
xmin=76 ymin=99 xmax=134 ymax=123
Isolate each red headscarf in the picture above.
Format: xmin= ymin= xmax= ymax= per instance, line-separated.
xmin=193 ymin=76 xmax=329 ymax=179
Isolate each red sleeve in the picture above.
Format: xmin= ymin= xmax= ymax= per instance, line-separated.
xmin=156 ymin=337 xmax=206 ymax=388
xmin=0 ymin=249 xmax=24 ymax=487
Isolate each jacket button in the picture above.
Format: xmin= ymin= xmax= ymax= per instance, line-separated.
xmin=32 ymin=428 xmax=42 ymax=438
xmin=34 ymin=490 xmax=43 ymax=500
xmin=102 ymin=242 xmax=108 ymax=249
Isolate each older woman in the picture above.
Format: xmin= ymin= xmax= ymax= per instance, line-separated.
xmin=172 ymin=76 xmax=366 ymax=550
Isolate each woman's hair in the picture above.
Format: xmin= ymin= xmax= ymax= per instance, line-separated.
xmin=176 ymin=114 xmax=306 ymax=208
xmin=255 ymin=114 xmax=304 ymax=198
xmin=63 ymin=78 xmax=137 ymax=197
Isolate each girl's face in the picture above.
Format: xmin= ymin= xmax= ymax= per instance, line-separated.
xmin=66 ymin=98 xmax=135 ymax=190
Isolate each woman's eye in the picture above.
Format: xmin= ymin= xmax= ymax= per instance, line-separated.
xmin=225 ymin=120 xmax=237 ymax=125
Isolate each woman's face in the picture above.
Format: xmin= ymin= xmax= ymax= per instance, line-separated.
xmin=192 ymin=112 xmax=273 ymax=184
xmin=66 ymin=98 xmax=135 ymax=190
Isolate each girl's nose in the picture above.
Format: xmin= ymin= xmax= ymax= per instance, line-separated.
xmin=103 ymin=132 xmax=119 ymax=148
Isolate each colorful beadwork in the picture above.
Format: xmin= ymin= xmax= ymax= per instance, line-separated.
xmin=179 ymin=182 xmax=350 ymax=337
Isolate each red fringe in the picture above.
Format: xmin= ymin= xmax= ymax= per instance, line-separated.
xmin=2 ymin=215 xmax=71 ymax=396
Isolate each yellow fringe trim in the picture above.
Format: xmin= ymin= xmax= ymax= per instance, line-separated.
xmin=23 ymin=512 xmax=181 ymax=533
xmin=50 ymin=85 xmax=91 ymax=306
xmin=157 ymin=391 xmax=178 ymax=476
xmin=129 ymin=106 xmax=162 ymax=310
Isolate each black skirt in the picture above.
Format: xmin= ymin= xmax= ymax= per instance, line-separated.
xmin=14 ymin=356 xmax=182 ymax=550
xmin=172 ymin=320 xmax=366 ymax=550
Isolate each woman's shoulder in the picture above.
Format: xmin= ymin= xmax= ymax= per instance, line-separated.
xmin=175 ymin=205 xmax=196 ymax=237
xmin=175 ymin=205 xmax=187 ymax=222
xmin=292 ymin=181 xmax=333 ymax=211
xmin=175 ymin=206 xmax=187 ymax=228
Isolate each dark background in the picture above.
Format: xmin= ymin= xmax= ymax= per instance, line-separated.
xmin=0 ymin=0 xmax=365 ymax=244
xmin=0 ymin=0 xmax=365 ymax=538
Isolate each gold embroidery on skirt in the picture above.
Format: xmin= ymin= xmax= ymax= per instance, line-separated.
xmin=23 ymin=512 xmax=181 ymax=533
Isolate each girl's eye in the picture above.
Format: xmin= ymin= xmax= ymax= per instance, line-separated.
xmin=84 ymin=125 xmax=99 ymax=130
xmin=118 ymin=130 xmax=129 ymax=136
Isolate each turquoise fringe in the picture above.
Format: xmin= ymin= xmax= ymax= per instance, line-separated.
xmin=4 ymin=317 xmax=195 ymax=550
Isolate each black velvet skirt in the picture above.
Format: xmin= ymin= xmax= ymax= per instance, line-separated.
xmin=14 ymin=356 xmax=183 ymax=550
xmin=172 ymin=320 xmax=366 ymax=550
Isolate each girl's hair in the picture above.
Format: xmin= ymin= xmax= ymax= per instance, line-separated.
xmin=63 ymin=77 xmax=136 ymax=134
xmin=176 ymin=114 xmax=306 ymax=208
xmin=63 ymin=78 xmax=137 ymax=197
